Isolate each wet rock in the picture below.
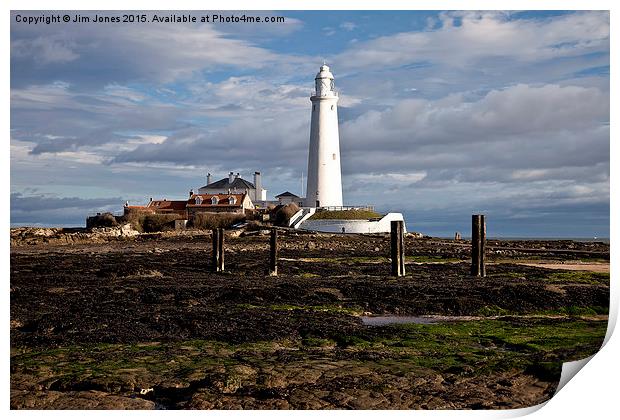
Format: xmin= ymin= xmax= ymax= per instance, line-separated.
xmin=10 ymin=389 xmax=155 ymax=410
xmin=289 ymin=389 xmax=329 ymax=409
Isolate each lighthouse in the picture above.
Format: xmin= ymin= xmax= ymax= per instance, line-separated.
xmin=305 ymin=64 xmax=343 ymax=208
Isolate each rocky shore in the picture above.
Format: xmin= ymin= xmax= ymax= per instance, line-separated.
xmin=11 ymin=230 xmax=609 ymax=409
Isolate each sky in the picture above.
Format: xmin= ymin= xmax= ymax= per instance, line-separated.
xmin=10 ymin=10 xmax=610 ymax=237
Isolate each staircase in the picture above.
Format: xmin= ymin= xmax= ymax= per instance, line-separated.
xmin=288 ymin=207 xmax=316 ymax=229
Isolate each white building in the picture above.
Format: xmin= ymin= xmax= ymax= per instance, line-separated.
xmin=198 ymin=171 xmax=267 ymax=203
xmin=295 ymin=64 xmax=407 ymax=234
xmin=304 ymin=64 xmax=343 ymax=208
xmin=275 ymin=191 xmax=303 ymax=206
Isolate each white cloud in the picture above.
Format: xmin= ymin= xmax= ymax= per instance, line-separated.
xmin=11 ymin=11 xmax=308 ymax=85
xmin=323 ymin=27 xmax=336 ymax=36
xmin=335 ymin=11 xmax=609 ymax=71
xmin=340 ymin=22 xmax=357 ymax=31
xmin=12 ymin=36 xmax=79 ymax=64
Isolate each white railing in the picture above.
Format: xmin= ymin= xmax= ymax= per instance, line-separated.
xmin=315 ymin=205 xmax=375 ymax=212
xmin=310 ymin=90 xmax=339 ymax=98
xmin=291 ymin=207 xmax=316 ymax=229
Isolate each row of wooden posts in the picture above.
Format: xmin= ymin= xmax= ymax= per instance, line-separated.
xmin=211 ymin=215 xmax=487 ymax=277
xmin=211 ymin=227 xmax=279 ymax=276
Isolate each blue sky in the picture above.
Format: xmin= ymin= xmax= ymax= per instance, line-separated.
xmin=10 ymin=10 xmax=610 ymax=237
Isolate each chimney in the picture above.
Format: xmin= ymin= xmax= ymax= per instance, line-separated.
xmin=207 ymin=173 xmax=212 ymax=185
xmin=229 ymin=172 xmax=234 ymax=184
xmin=254 ymin=171 xmax=262 ymax=201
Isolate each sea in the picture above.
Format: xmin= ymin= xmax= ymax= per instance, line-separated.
xmin=439 ymin=236 xmax=610 ymax=244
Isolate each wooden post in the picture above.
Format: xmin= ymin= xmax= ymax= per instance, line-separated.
xmin=391 ymin=220 xmax=405 ymax=277
xmin=471 ymin=215 xmax=486 ymax=277
xmin=480 ymin=215 xmax=486 ymax=277
xmin=211 ymin=229 xmax=219 ymax=272
xmin=217 ymin=228 xmax=225 ymax=272
xmin=269 ymin=228 xmax=278 ymax=276
xmin=212 ymin=228 xmax=225 ymax=272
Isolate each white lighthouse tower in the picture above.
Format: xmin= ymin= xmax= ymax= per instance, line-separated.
xmin=305 ymin=64 xmax=343 ymax=208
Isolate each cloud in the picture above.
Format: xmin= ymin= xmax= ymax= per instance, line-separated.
xmin=335 ymin=11 xmax=609 ymax=71
xmin=339 ymin=83 xmax=609 ymax=177
xmin=323 ymin=27 xmax=336 ymax=37
xmin=11 ymin=11 xmax=307 ymax=87
xmin=10 ymin=192 xmax=124 ymax=226
xmin=12 ymin=35 xmax=79 ymax=64
xmin=340 ymin=22 xmax=357 ymax=31
xmin=11 ymin=192 xmax=122 ymax=213
xmin=11 ymin=81 xmax=186 ymax=154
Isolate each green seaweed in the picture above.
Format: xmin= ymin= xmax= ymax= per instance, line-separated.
xmin=545 ymin=271 xmax=609 ymax=285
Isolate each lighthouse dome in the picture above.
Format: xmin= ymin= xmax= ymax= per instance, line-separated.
xmin=315 ymin=64 xmax=334 ymax=80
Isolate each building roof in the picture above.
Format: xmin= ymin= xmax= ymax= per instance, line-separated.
xmin=275 ymin=191 xmax=300 ymax=198
xmin=147 ymin=200 xmax=188 ymax=212
xmin=199 ymin=177 xmax=255 ymax=191
xmin=125 ymin=205 xmax=155 ymax=213
xmin=187 ymin=193 xmax=246 ymax=207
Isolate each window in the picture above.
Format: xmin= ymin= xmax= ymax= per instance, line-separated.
xmin=211 ymin=196 xmax=219 ymax=205
xmin=195 ymin=196 xmax=203 ymax=205
xmin=312 ymin=105 xmax=315 ymax=111
xmin=332 ymin=153 xmax=337 ymax=160
xmin=229 ymin=196 xmax=236 ymax=205
xmin=331 ymin=105 xmax=334 ymax=110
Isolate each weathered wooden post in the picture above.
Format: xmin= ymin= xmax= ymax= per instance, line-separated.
xmin=211 ymin=228 xmax=225 ymax=272
xmin=211 ymin=228 xmax=219 ymax=272
xmin=390 ymin=220 xmax=405 ymax=276
xmin=217 ymin=228 xmax=225 ymax=272
xmin=471 ymin=215 xmax=486 ymax=277
xmin=269 ymin=228 xmax=278 ymax=276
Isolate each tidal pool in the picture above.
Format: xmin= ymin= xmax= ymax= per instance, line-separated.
xmin=360 ymin=315 xmax=484 ymax=326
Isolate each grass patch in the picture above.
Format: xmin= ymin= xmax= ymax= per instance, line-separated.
xmin=12 ymin=319 xmax=607 ymax=392
xmin=488 ymin=271 xmax=528 ymax=279
xmin=271 ymin=304 xmax=363 ymax=315
xmin=342 ymin=318 xmax=607 ymax=375
xmin=301 ymin=337 xmax=336 ymax=348
xmin=546 ymin=271 xmax=609 ymax=285
xmin=475 ymin=305 xmax=608 ymax=317
xmin=235 ymin=303 xmax=363 ymax=315
xmin=386 ymin=319 xmax=606 ymax=357
xmin=538 ymin=306 xmax=608 ymax=316
xmin=309 ymin=209 xmax=383 ymax=220
xmin=294 ymin=256 xmax=388 ymax=265
xmin=477 ymin=305 xmax=510 ymax=316
xmin=320 ymin=255 xmax=462 ymax=265
xmin=407 ymin=256 xmax=461 ymax=263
